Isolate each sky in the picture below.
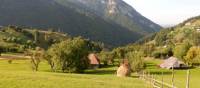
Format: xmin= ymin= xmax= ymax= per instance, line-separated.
xmin=123 ymin=0 xmax=200 ymax=27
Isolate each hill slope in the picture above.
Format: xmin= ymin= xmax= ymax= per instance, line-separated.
xmin=153 ymin=15 xmax=200 ymax=46
xmin=135 ymin=15 xmax=200 ymax=45
xmin=0 ymin=0 xmax=161 ymax=47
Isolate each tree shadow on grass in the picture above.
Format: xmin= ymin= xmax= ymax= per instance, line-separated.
xmin=84 ymin=69 xmax=116 ymax=75
xmin=83 ymin=65 xmax=117 ymax=75
xmin=149 ymin=71 xmax=172 ymax=75
xmin=100 ymin=65 xmax=118 ymax=68
xmin=130 ymin=75 xmax=140 ymax=78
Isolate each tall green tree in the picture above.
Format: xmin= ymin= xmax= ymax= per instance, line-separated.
xmin=126 ymin=51 xmax=145 ymax=72
xmin=45 ymin=37 xmax=100 ymax=73
xmin=192 ymin=32 xmax=200 ymax=46
xmin=174 ymin=42 xmax=191 ymax=60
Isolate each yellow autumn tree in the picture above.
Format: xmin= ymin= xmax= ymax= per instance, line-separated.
xmin=184 ymin=46 xmax=200 ymax=66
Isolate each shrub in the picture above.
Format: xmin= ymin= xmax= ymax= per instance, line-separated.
xmin=8 ymin=60 xmax=12 ymax=64
xmin=152 ymin=50 xmax=161 ymax=58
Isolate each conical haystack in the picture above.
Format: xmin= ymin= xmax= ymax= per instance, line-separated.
xmin=117 ymin=59 xmax=131 ymax=77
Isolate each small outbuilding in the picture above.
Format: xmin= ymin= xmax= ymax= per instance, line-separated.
xmin=88 ymin=53 xmax=100 ymax=69
xmin=160 ymin=57 xmax=187 ymax=69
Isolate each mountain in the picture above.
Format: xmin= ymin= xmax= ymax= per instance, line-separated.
xmin=54 ymin=0 xmax=161 ymax=34
xmin=0 ymin=0 xmax=161 ymax=47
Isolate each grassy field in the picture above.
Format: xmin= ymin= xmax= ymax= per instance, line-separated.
xmin=145 ymin=59 xmax=200 ymax=88
xmin=1 ymin=57 xmax=199 ymax=88
xmin=0 ymin=60 xmax=146 ymax=88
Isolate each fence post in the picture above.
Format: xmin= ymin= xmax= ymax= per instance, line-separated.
xmin=162 ymin=71 xmax=164 ymax=88
xmin=153 ymin=74 xmax=157 ymax=87
xmin=172 ymin=66 xmax=175 ymax=88
xmin=151 ymin=74 xmax=153 ymax=87
xmin=186 ymin=70 xmax=190 ymax=88
xmin=143 ymin=71 xmax=145 ymax=79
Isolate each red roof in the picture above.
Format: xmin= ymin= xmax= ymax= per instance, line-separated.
xmin=88 ymin=54 xmax=100 ymax=65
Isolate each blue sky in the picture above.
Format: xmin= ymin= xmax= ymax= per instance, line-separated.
xmin=123 ymin=0 xmax=200 ymax=26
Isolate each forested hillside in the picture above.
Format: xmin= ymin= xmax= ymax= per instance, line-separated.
xmin=109 ymin=16 xmax=200 ymax=66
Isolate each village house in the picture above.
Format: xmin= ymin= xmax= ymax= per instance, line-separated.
xmin=160 ymin=57 xmax=188 ymax=69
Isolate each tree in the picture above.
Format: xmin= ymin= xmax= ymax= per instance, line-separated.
xmin=26 ymin=47 xmax=44 ymax=71
xmin=154 ymin=31 xmax=168 ymax=46
xmin=45 ymin=37 xmax=94 ymax=73
xmin=26 ymin=40 xmax=35 ymax=49
xmin=0 ymin=46 xmax=3 ymax=56
xmin=140 ymin=44 xmax=155 ymax=57
xmin=126 ymin=51 xmax=145 ymax=72
xmin=98 ymin=51 xmax=114 ymax=66
xmin=184 ymin=46 xmax=200 ymax=66
xmin=192 ymin=32 xmax=200 ymax=46
xmin=112 ymin=47 xmax=126 ymax=59
xmin=174 ymin=42 xmax=191 ymax=60
xmin=151 ymin=46 xmax=173 ymax=59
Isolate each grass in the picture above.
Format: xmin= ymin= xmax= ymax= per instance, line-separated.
xmin=0 ymin=60 xmax=146 ymax=88
xmin=144 ymin=58 xmax=200 ymax=88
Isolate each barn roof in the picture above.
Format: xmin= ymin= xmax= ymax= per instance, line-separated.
xmin=88 ymin=53 xmax=100 ymax=65
xmin=160 ymin=57 xmax=186 ymax=69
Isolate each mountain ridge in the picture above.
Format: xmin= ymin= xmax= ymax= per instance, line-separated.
xmin=0 ymin=0 xmax=161 ymax=47
xmin=55 ymin=0 xmax=161 ymax=34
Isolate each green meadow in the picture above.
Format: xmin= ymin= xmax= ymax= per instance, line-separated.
xmin=0 ymin=58 xmax=200 ymax=88
xmin=0 ymin=60 xmax=146 ymax=88
xmin=145 ymin=59 xmax=200 ymax=88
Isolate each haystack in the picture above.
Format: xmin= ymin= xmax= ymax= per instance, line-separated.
xmin=117 ymin=59 xmax=131 ymax=77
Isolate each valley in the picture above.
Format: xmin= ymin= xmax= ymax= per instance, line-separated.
xmin=0 ymin=0 xmax=199 ymax=88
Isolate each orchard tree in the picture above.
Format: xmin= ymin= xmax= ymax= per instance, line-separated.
xmin=26 ymin=47 xmax=44 ymax=71
xmin=126 ymin=51 xmax=145 ymax=72
xmin=45 ymin=37 xmax=99 ymax=73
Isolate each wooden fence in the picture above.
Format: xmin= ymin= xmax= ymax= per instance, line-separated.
xmin=139 ymin=70 xmax=190 ymax=88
